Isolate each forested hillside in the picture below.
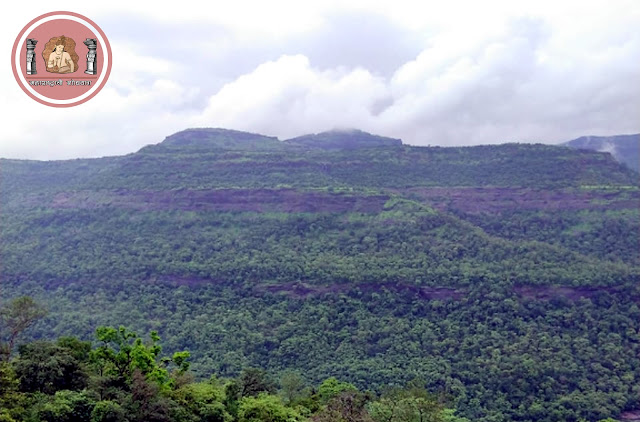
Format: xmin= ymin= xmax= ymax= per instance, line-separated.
xmin=1 ymin=128 xmax=638 ymax=421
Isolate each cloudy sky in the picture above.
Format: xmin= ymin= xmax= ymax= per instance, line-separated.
xmin=4 ymin=0 xmax=639 ymax=159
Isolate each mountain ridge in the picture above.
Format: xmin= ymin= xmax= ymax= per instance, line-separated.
xmin=138 ymin=127 xmax=404 ymax=153
xmin=284 ymin=128 xmax=403 ymax=149
xmin=4 ymin=128 xmax=636 ymax=193
xmin=1 ymin=127 xmax=639 ymax=421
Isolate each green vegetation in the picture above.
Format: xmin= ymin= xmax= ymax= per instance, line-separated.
xmin=2 ymin=130 xmax=637 ymax=201
xmin=1 ymin=128 xmax=638 ymax=421
xmin=0 ymin=297 xmax=47 ymax=362
xmin=457 ymin=208 xmax=639 ymax=264
xmin=2 ymin=206 xmax=635 ymax=288
xmin=0 ymin=308 xmax=463 ymax=422
xmin=3 ymin=282 xmax=638 ymax=421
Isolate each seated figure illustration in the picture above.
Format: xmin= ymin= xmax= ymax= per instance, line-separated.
xmin=43 ymin=35 xmax=79 ymax=74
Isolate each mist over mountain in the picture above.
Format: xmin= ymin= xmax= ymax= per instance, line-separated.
xmin=562 ymin=133 xmax=639 ymax=172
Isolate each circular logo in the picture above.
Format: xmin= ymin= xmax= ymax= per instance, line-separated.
xmin=11 ymin=11 xmax=112 ymax=107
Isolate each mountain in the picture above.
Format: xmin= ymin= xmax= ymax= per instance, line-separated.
xmin=562 ymin=133 xmax=639 ymax=171
xmin=1 ymin=128 xmax=639 ymax=422
xmin=284 ymin=129 xmax=402 ymax=149
xmin=3 ymin=129 xmax=635 ymax=198
xmin=148 ymin=128 xmax=283 ymax=151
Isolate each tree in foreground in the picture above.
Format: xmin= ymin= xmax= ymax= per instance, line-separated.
xmin=0 ymin=296 xmax=47 ymax=361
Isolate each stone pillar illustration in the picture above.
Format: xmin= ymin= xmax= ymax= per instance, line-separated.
xmin=26 ymin=39 xmax=37 ymax=75
xmin=84 ymin=38 xmax=97 ymax=75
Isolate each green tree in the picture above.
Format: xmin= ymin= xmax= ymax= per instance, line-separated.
xmin=368 ymin=384 xmax=444 ymax=422
xmin=91 ymin=326 xmax=189 ymax=390
xmin=0 ymin=296 xmax=46 ymax=361
xmin=127 ymin=370 xmax=172 ymax=422
xmin=90 ymin=400 xmax=128 ymax=422
xmin=280 ymin=371 xmax=307 ymax=405
xmin=31 ymin=390 xmax=95 ymax=422
xmin=0 ymin=362 xmax=25 ymax=422
xmin=239 ymin=394 xmax=303 ymax=422
xmin=313 ymin=391 xmax=372 ymax=422
xmin=170 ymin=381 xmax=230 ymax=422
xmin=317 ymin=377 xmax=358 ymax=404
xmin=240 ymin=368 xmax=277 ymax=398
xmin=441 ymin=409 xmax=470 ymax=422
xmin=14 ymin=340 xmax=89 ymax=394
xmin=223 ymin=380 xmax=242 ymax=419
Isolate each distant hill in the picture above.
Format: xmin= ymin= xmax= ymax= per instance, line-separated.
xmin=285 ymin=129 xmax=402 ymax=149
xmin=143 ymin=128 xmax=283 ymax=151
xmin=4 ymin=128 xmax=634 ymax=199
xmin=142 ymin=128 xmax=403 ymax=152
xmin=562 ymin=134 xmax=639 ymax=171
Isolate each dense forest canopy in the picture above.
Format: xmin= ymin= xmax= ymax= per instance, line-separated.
xmin=1 ymin=128 xmax=638 ymax=421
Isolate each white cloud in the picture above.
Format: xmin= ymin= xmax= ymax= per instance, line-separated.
xmin=191 ymin=55 xmax=389 ymax=138
xmin=2 ymin=0 xmax=639 ymax=158
xmin=0 ymin=30 xmax=197 ymax=159
xmin=187 ymin=12 xmax=639 ymax=146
